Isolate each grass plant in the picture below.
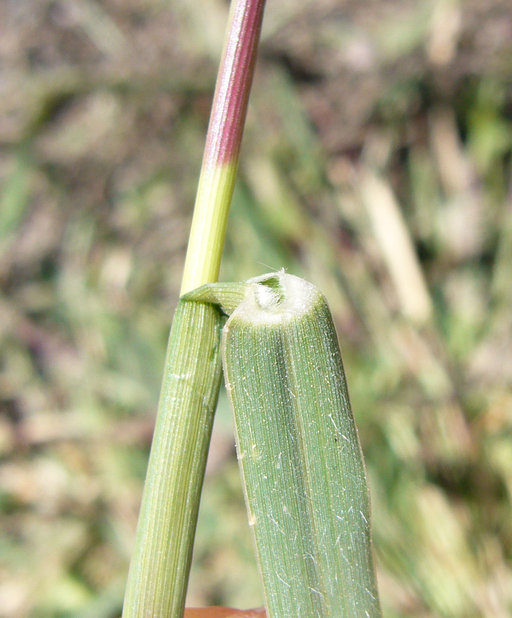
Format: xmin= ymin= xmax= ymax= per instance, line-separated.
xmin=124 ymin=0 xmax=381 ymax=614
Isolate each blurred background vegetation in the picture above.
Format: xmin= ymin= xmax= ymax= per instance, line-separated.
xmin=1 ymin=0 xmax=512 ymax=616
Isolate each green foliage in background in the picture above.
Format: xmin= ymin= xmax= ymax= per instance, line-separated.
xmin=1 ymin=1 xmax=512 ymax=616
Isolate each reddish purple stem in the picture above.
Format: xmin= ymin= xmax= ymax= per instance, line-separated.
xmin=203 ymin=0 xmax=266 ymax=168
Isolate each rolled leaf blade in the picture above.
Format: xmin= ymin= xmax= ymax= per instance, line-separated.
xmin=222 ymin=272 xmax=380 ymax=617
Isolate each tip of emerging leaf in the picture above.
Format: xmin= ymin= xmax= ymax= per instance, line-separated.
xmin=253 ymin=281 xmax=284 ymax=309
xmin=236 ymin=271 xmax=321 ymax=325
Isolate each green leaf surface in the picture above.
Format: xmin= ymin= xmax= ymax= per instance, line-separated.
xmin=222 ymin=273 xmax=380 ymax=617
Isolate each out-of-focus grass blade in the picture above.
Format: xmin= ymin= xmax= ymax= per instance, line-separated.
xmin=0 ymin=149 xmax=31 ymax=241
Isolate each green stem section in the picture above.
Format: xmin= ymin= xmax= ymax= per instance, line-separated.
xmin=123 ymin=2 xmax=266 ymax=616
xmin=181 ymin=161 xmax=238 ymax=294
xmin=123 ymin=301 xmax=224 ymax=617
xmin=181 ymin=0 xmax=266 ymax=294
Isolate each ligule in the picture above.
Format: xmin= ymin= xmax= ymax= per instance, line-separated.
xmin=221 ymin=272 xmax=381 ymax=617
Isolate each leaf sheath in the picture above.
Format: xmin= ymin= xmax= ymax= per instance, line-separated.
xmin=123 ymin=301 xmax=224 ymax=617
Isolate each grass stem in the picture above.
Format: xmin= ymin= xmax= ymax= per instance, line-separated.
xmin=123 ymin=2 xmax=266 ymax=616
